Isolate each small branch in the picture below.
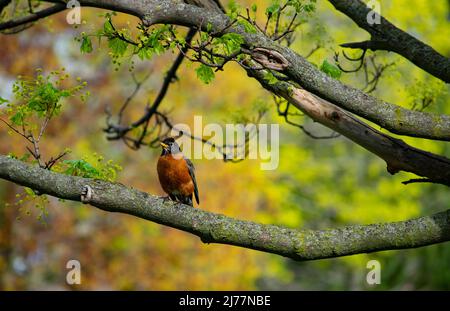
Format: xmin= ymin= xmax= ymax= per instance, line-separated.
xmin=117 ymin=72 xmax=151 ymax=125
xmin=107 ymin=17 xmax=139 ymax=46
xmin=29 ymin=136 xmax=43 ymax=167
xmin=402 ymin=178 xmax=434 ymax=185
xmin=44 ymin=150 xmax=70 ymax=170
xmin=275 ymin=97 xmax=340 ymax=139
xmin=362 ymin=55 xmax=396 ymax=93
xmin=155 ymin=111 xmax=256 ymax=163
xmin=0 ymin=118 xmax=32 ymax=142
xmin=272 ymin=12 xmax=298 ymax=42
xmin=0 ymin=3 xmax=65 ymax=32
xmin=305 ymin=45 xmax=321 ymax=59
xmin=340 ymin=40 xmax=390 ymax=51
xmin=263 ymin=12 xmax=272 ymax=34
xmin=334 ymin=49 xmax=367 ymax=73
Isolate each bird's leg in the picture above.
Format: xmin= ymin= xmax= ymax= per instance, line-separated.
xmin=161 ymin=194 xmax=176 ymax=203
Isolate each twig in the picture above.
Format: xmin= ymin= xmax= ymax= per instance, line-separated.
xmin=402 ymin=178 xmax=434 ymax=185
xmin=0 ymin=118 xmax=32 ymax=142
xmin=105 ymin=27 xmax=198 ymax=144
xmin=117 ymin=72 xmax=151 ymax=124
xmin=0 ymin=4 xmax=66 ymax=32
xmin=334 ymin=49 xmax=367 ymax=73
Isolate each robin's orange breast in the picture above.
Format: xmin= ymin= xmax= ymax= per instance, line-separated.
xmin=157 ymin=154 xmax=195 ymax=196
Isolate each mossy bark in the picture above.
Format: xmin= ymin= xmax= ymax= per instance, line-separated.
xmin=1 ymin=155 xmax=449 ymax=261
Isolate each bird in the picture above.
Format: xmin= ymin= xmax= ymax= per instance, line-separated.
xmin=157 ymin=137 xmax=199 ymax=207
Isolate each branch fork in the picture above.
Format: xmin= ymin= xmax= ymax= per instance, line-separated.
xmin=250 ymin=48 xmax=290 ymax=71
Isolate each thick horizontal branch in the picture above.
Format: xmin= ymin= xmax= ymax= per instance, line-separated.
xmin=328 ymin=0 xmax=450 ymax=83
xmin=1 ymin=155 xmax=450 ymax=261
xmin=246 ymin=67 xmax=450 ymax=186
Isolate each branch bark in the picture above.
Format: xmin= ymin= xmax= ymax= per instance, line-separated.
xmin=328 ymin=0 xmax=450 ymax=83
xmin=1 ymin=155 xmax=450 ymax=261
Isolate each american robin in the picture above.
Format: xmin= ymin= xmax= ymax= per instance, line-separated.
xmin=157 ymin=137 xmax=199 ymax=206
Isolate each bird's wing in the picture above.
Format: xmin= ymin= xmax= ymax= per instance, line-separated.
xmin=185 ymin=158 xmax=199 ymax=204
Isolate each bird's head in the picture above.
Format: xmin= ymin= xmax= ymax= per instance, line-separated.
xmin=160 ymin=137 xmax=181 ymax=156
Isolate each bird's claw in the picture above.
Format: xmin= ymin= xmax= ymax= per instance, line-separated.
xmin=161 ymin=196 xmax=172 ymax=203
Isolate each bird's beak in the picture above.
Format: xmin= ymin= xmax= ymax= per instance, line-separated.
xmin=160 ymin=142 xmax=169 ymax=149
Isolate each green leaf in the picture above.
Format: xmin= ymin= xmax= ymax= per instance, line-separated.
xmin=80 ymin=36 xmax=93 ymax=53
xmin=219 ymin=33 xmax=244 ymax=53
xmin=264 ymin=71 xmax=279 ymax=85
xmin=320 ymin=59 xmax=342 ymax=79
xmin=137 ymin=47 xmax=152 ymax=60
xmin=266 ymin=3 xmax=280 ymax=16
xmin=206 ymin=22 xmax=213 ymax=33
xmin=24 ymin=187 xmax=35 ymax=196
xmin=196 ymin=64 xmax=215 ymax=84
xmin=7 ymin=152 xmax=18 ymax=159
xmin=103 ymin=19 xmax=114 ymax=35
xmin=20 ymin=153 xmax=30 ymax=161
xmin=251 ymin=4 xmax=257 ymax=12
xmin=63 ymin=159 xmax=100 ymax=178
xmin=10 ymin=111 xmax=24 ymax=125
xmin=108 ymin=37 xmax=128 ymax=56
xmin=238 ymin=20 xmax=257 ymax=34
xmin=0 ymin=96 xmax=8 ymax=104
xmin=227 ymin=0 xmax=240 ymax=19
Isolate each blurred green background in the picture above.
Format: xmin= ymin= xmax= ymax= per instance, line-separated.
xmin=0 ymin=0 xmax=449 ymax=290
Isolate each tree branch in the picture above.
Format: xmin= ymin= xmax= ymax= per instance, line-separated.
xmin=104 ymin=27 xmax=197 ymax=144
xmin=328 ymin=0 xmax=450 ymax=83
xmin=10 ymin=0 xmax=450 ymax=140
xmin=246 ymin=66 xmax=450 ymax=186
xmin=1 ymin=154 xmax=450 ymax=261
xmin=0 ymin=3 xmax=65 ymax=32
xmin=134 ymin=1 xmax=450 ymax=141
